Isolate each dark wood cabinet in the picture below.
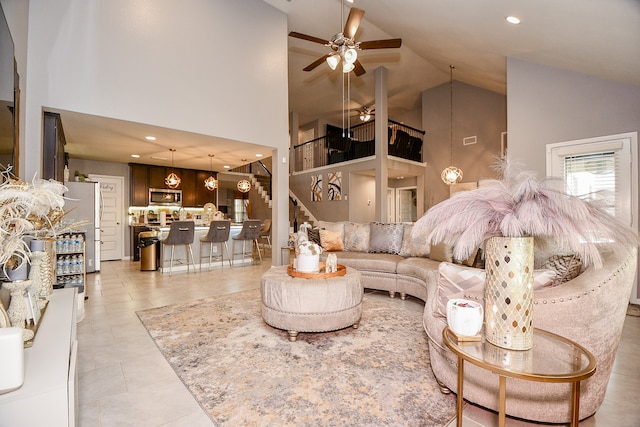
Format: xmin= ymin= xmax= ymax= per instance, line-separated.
xmin=129 ymin=164 xmax=149 ymax=206
xmin=130 ymin=163 xmax=218 ymax=207
xmin=148 ymin=166 xmax=167 ymax=189
xmin=43 ymin=112 xmax=66 ymax=182
xmin=180 ymin=169 xmax=197 ymax=206
xmin=196 ymin=170 xmax=217 ymax=207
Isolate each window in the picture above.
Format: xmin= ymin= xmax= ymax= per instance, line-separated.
xmin=563 ymin=151 xmax=616 ymax=216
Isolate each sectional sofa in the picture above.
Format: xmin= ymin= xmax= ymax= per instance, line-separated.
xmin=311 ymin=220 xmax=637 ymax=424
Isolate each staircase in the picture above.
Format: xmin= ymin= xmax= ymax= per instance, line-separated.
xmin=249 ymin=173 xmax=315 ymax=230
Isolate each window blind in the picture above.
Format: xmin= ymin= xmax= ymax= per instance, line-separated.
xmin=563 ymin=151 xmax=617 ymax=216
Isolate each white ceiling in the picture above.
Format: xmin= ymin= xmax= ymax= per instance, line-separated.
xmin=58 ymin=0 xmax=640 ymax=171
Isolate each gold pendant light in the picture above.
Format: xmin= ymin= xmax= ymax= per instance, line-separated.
xmin=441 ymin=65 xmax=463 ymax=185
xmin=165 ymin=148 xmax=181 ymax=188
xmin=237 ymin=179 xmax=251 ymax=193
xmin=204 ymin=154 xmax=218 ymax=191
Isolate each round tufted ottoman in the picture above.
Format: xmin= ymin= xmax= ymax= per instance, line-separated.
xmin=261 ymin=265 xmax=363 ymax=341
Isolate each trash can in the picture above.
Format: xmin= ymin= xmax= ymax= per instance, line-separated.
xmin=139 ymin=231 xmax=160 ymax=271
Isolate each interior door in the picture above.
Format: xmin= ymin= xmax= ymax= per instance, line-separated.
xmin=89 ymin=174 xmax=124 ymax=261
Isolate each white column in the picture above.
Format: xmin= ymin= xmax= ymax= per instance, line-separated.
xmin=374 ymin=66 xmax=389 ymax=221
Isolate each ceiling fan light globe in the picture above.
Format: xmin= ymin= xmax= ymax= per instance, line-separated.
xmin=326 ymin=54 xmax=340 ymax=70
xmin=360 ymin=113 xmax=370 ymax=122
xmin=342 ymin=62 xmax=355 ymax=73
xmin=343 ymin=48 xmax=358 ymax=64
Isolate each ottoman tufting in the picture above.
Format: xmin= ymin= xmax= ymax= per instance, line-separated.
xmin=260 ymin=265 xmax=363 ymax=341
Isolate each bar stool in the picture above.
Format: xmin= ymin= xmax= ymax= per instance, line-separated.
xmin=199 ymin=220 xmax=231 ymax=271
xmin=160 ymin=221 xmax=195 ymax=275
xmin=232 ymin=219 xmax=262 ymax=266
xmin=258 ymin=219 xmax=272 ymax=253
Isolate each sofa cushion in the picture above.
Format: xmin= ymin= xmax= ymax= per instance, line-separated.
xmin=429 ymin=242 xmax=453 ymax=262
xmin=320 ymin=251 xmax=402 ymax=273
xmin=397 ymin=257 xmax=442 ymax=281
xmin=307 ymin=228 xmax=322 ymax=245
xmin=369 ymin=222 xmax=404 ymax=254
xmin=437 ymin=262 xmax=486 ymax=318
xmin=320 ymin=229 xmax=344 ymax=252
xmin=399 ymin=223 xmax=431 ymax=258
xmin=344 ymin=222 xmax=370 ymax=252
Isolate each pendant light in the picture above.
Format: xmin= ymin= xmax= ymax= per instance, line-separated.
xmin=441 ymin=65 xmax=463 ymax=185
xmin=204 ymin=154 xmax=218 ymax=191
xmin=165 ymin=148 xmax=181 ymax=188
xmin=237 ymin=179 xmax=251 ymax=193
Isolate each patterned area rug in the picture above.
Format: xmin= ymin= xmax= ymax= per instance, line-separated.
xmin=628 ymin=303 xmax=640 ymax=317
xmin=137 ymin=290 xmax=456 ymax=426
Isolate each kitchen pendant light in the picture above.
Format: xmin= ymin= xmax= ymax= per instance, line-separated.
xmin=441 ymin=65 xmax=463 ymax=185
xmin=204 ymin=154 xmax=218 ymax=191
xmin=237 ymin=179 xmax=251 ymax=193
xmin=165 ymin=148 xmax=181 ymax=189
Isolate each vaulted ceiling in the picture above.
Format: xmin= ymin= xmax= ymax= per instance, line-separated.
xmin=59 ymin=0 xmax=640 ymax=170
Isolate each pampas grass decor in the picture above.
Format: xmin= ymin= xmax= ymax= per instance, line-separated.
xmin=412 ymin=159 xmax=638 ymax=268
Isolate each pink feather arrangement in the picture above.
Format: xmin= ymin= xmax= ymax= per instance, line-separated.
xmin=412 ymin=160 xmax=638 ymax=268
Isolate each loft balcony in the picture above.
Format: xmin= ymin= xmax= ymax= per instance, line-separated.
xmin=291 ymin=120 xmax=425 ymax=173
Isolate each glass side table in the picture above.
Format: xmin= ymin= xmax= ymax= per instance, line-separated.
xmin=442 ymin=327 xmax=596 ymax=427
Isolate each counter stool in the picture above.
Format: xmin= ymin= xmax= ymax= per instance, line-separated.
xmin=200 ymin=220 xmax=232 ymax=270
xmin=161 ymin=221 xmax=195 ymax=275
xmin=258 ymin=219 xmax=272 ymax=254
xmin=232 ymin=219 xmax=262 ymax=265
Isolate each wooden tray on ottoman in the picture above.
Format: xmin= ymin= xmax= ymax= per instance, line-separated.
xmin=287 ymin=262 xmax=346 ymax=279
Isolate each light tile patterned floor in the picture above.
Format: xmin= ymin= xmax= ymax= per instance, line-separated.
xmin=77 ymin=258 xmax=640 ymax=426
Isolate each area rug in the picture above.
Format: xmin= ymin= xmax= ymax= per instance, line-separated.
xmin=628 ymin=303 xmax=640 ymax=317
xmin=137 ymin=289 xmax=456 ymax=426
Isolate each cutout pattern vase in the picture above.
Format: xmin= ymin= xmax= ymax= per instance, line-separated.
xmin=484 ymin=236 xmax=534 ymax=350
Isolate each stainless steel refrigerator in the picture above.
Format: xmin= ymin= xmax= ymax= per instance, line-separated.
xmin=63 ymin=181 xmax=102 ymax=273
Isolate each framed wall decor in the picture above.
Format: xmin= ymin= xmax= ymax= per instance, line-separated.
xmin=328 ymin=171 xmax=342 ymax=201
xmin=311 ymin=174 xmax=322 ymax=201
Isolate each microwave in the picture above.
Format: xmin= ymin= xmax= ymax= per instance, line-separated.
xmin=149 ymin=188 xmax=182 ymax=206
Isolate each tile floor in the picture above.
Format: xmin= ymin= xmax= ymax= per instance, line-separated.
xmin=77 ymin=257 xmax=640 ymax=426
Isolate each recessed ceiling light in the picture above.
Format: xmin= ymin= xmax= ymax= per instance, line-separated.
xmin=151 ymin=156 xmax=168 ymax=161
xmin=224 ymin=165 xmax=231 ymax=169
xmin=131 ymin=154 xmax=140 ymax=158
xmin=256 ymin=154 xmax=263 ymax=157
xmin=506 ymin=16 xmax=521 ymax=24
xmin=145 ymin=136 xmax=156 ymax=141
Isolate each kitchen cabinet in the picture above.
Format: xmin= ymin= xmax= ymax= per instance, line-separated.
xmin=148 ymin=166 xmax=167 ymax=190
xmin=180 ymin=169 xmax=197 ymax=206
xmin=196 ymin=170 xmax=217 ymax=207
xmin=130 ymin=164 xmax=149 ymax=206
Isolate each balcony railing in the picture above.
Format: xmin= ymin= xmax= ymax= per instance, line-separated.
xmin=291 ymin=120 xmax=425 ymax=173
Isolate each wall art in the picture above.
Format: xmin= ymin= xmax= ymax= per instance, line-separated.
xmin=328 ymin=171 xmax=342 ymax=201
xmin=311 ymin=174 xmax=322 ymax=201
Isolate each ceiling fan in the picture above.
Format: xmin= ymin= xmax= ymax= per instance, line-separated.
xmin=353 ymin=105 xmax=375 ymax=121
xmin=289 ymin=7 xmax=402 ymax=76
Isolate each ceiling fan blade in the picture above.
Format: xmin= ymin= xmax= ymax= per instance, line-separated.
xmin=343 ymin=8 xmax=365 ymax=39
xmin=359 ymin=39 xmax=403 ymax=50
xmin=288 ymin=31 xmax=330 ymax=45
xmin=353 ymin=59 xmax=366 ymax=76
xmin=303 ymin=54 xmax=330 ymax=72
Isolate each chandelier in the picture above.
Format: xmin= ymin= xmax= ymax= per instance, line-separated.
xmin=237 ymin=179 xmax=251 ymax=193
xmin=165 ymin=148 xmax=181 ymax=188
xmin=204 ymin=154 xmax=218 ymax=191
xmin=441 ymin=65 xmax=463 ymax=185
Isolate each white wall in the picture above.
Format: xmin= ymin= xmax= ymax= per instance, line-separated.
xmin=506 ymin=57 xmax=640 ymax=178
xmin=4 ymin=0 xmax=292 ymax=263
xmin=506 ymin=57 xmax=640 ymax=301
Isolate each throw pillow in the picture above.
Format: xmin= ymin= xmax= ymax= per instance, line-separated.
xmin=399 ymin=223 xmax=431 ymax=258
xmin=437 ymin=262 xmax=486 ymax=318
xmin=368 ymin=222 xmax=404 ymax=254
xmin=318 ymin=221 xmax=346 ymax=243
xmin=320 ymin=229 xmax=344 ymax=252
xmin=307 ymin=228 xmax=322 ymax=245
xmin=540 ymin=254 xmax=583 ymax=286
xmin=429 ymin=242 xmax=453 ymax=262
xmin=344 ymin=222 xmax=370 ymax=252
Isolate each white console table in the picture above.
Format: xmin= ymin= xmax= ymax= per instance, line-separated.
xmin=0 ymin=288 xmax=78 ymax=427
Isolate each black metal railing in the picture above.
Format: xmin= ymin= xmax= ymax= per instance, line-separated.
xmin=291 ymin=119 xmax=425 ymax=173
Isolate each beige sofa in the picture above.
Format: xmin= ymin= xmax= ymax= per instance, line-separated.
xmin=312 ymin=221 xmax=637 ymax=423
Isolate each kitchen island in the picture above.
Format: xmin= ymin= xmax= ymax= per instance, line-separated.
xmin=155 ymin=223 xmax=257 ymax=272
